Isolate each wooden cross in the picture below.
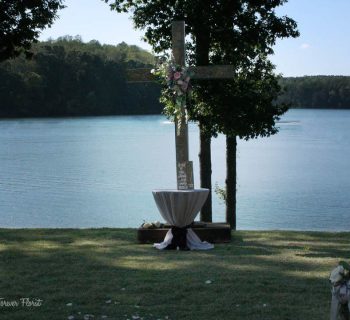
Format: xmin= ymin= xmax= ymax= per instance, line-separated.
xmin=127 ymin=21 xmax=235 ymax=191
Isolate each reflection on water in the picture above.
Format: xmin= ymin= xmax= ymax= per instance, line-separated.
xmin=0 ymin=109 xmax=349 ymax=230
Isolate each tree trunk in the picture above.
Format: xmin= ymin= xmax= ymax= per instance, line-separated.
xmin=226 ymin=135 xmax=237 ymax=229
xmin=199 ymin=127 xmax=212 ymax=222
xmin=194 ymin=17 xmax=212 ymax=222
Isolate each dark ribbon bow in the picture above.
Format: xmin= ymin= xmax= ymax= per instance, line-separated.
xmin=165 ymin=223 xmax=193 ymax=250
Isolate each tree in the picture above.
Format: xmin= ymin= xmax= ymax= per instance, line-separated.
xmin=187 ymin=2 xmax=299 ymax=228
xmin=192 ymin=57 xmax=289 ymax=228
xmin=0 ymin=0 xmax=65 ymax=61
xmin=104 ymin=0 xmax=298 ymax=225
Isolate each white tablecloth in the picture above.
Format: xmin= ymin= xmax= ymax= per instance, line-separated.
xmin=152 ymin=189 xmax=214 ymax=250
xmin=152 ymin=189 xmax=209 ymax=227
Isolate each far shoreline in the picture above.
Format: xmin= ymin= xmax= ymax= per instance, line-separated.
xmin=1 ymin=107 xmax=350 ymax=121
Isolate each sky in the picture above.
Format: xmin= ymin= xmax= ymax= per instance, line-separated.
xmin=39 ymin=0 xmax=350 ymax=77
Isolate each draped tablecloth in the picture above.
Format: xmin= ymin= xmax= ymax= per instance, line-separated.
xmin=152 ymin=189 xmax=214 ymax=250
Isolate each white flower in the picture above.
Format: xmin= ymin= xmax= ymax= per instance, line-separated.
xmin=153 ymin=221 xmax=161 ymax=228
xmin=330 ymin=265 xmax=345 ymax=284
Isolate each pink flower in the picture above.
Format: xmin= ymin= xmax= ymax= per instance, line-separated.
xmin=174 ymin=72 xmax=181 ymax=80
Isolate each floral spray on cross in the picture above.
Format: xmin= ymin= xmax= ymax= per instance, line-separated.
xmin=151 ymin=56 xmax=193 ymax=133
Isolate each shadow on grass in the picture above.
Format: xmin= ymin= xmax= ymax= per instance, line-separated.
xmin=0 ymin=229 xmax=343 ymax=320
xmin=297 ymin=247 xmax=350 ymax=259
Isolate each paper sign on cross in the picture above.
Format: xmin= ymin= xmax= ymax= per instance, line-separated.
xmin=127 ymin=21 xmax=235 ymax=191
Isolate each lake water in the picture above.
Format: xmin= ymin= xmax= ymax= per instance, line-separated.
xmin=0 ymin=109 xmax=349 ymax=231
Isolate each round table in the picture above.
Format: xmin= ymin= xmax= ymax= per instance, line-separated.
xmin=152 ymin=189 xmax=209 ymax=226
xmin=152 ymin=189 xmax=213 ymax=250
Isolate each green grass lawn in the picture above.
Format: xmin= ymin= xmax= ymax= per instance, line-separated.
xmin=0 ymin=229 xmax=346 ymax=320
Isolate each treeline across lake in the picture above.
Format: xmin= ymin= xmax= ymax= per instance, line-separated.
xmin=1 ymin=37 xmax=350 ymax=118
xmin=279 ymin=76 xmax=350 ymax=109
xmin=0 ymin=36 xmax=162 ymax=117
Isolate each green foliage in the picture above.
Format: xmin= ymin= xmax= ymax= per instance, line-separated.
xmin=339 ymin=261 xmax=350 ymax=272
xmin=104 ymin=0 xmax=299 ymax=139
xmin=36 ymin=36 xmax=155 ymax=65
xmin=190 ymin=57 xmax=289 ymax=139
xmin=279 ymin=76 xmax=350 ymax=108
xmin=104 ymin=0 xmax=299 ymax=55
xmin=0 ymin=0 xmax=65 ymax=61
xmin=0 ymin=37 xmax=161 ymax=118
xmin=214 ymin=183 xmax=227 ymax=203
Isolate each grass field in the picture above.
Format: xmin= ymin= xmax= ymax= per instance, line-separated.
xmin=0 ymin=229 xmax=346 ymax=320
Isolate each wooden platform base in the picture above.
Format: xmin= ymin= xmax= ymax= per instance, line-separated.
xmin=137 ymin=222 xmax=231 ymax=244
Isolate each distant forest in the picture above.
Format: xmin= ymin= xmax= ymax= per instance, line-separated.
xmin=0 ymin=36 xmax=162 ymax=118
xmin=278 ymin=76 xmax=350 ymax=109
xmin=1 ymin=37 xmax=350 ymax=118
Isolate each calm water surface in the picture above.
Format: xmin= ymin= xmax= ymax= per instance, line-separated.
xmin=0 ymin=109 xmax=349 ymax=230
